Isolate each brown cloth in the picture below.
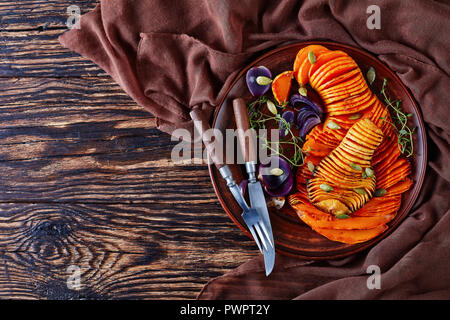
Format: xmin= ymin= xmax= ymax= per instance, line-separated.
xmin=60 ymin=0 xmax=450 ymax=299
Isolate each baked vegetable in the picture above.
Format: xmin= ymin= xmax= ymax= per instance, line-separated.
xmin=286 ymin=45 xmax=413 ymax=244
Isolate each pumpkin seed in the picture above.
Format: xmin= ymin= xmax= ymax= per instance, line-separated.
xmin=270 ymin=168 xmax=284 ymax=176
xmin=307 ymin=161 xmax=315 ymax=173
xmin=327 ymin=121 xmax=341 ymax=130
xmin=299 ymin=86 xmax=308 ymax=96
xmin=267 ymin=100 xmax=278 ymax=115
xmin=374 ymin=188 xmax=387 ymax=197
xmin=308 ymin=51 xmax=316 ymax=64
xmin=354 ymin=188 xmax=367 ymax=195
xmin=362 ymin=171 xmax=368 ymax=179
xmin=348 ymin=113 xmax=362 ymax=120
xmin=365 ymin=167 xmax=375 ymax=178
xmin=335 ymin=214 xmax=350 ymax=219
xmin=367 ymin=67 xmax=376 ymax=85
xmin=320 ymin=183 xmax=333 ymax=192
xmin=256 ymin=76 xmax=272 ymax=86
xmin=349 ymin=163 xmax=362 ymax=171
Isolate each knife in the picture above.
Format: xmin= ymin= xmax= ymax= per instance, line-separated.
xmin=189 ymin=108 xmax=272 ymax=265
xmin=232 ymin=98 xmax=275 ymax=276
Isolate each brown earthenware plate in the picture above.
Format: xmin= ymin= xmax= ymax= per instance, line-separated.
xmin=209 ymin=41 xmax=427 ymax=260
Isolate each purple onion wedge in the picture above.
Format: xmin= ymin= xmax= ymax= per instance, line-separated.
xmin=258 ymin=156 xmax=293 ymax=197
xmin=281 ymin=110 xmax=295 ymax=123
xmin=246 ymin=66 xmax=272 ymax=97
xmin=296 ymin=108 xmax=317 ymax=128
xmin=300 ymin=116 xmax=321 ymax=138
xmin=290 ymin=93 xmax=324 ymax=120
xmin=279 ymin=110 xmax=294 ymax=138
xmin=292 ymin=90 xmax=323 ymax=139
xmin=259 ymin=166 xmax=288 ymax=189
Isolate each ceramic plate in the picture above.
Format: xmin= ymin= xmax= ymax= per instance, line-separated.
xmin=209 ymin=42 xmax=427 ymax=259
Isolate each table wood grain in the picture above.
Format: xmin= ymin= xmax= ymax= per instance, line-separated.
xmin=0 ymin=0 xmax=257 ymax=299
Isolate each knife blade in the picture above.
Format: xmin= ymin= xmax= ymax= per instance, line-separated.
xmin=233 ymin=98 xmax=275 ymax=276
xmin=218 ymin=165 xmax=267 ymax=254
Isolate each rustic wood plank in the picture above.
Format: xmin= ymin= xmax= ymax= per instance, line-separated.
xmin=0 ymin=77 xmax=152 ymax=139
xmin=0 ymin=29 xmax=103 ymax=77
xmin=0 ymin=0 xmax=101 ymax=77
xmin=0 ymin=0 xmax=253 ymax=300
xmin=0 ymin=76 xmax=167 ymax=163
xmin=0 ymin=76 xmax=209 ymax=203
xmin=0 ymin=76 xmax=153 ymax=146
xmin=0 ymin=76 xmax=157 ymax=154
xmin=0 ymin=77 xmax=145 ymax=124
xmin=0 ymin=203 xmax=257 ymax=299
xmin=0 ymin=0 xmax=97 ymax=31
xmin=0 ymin=160 xmax=217 ymax=204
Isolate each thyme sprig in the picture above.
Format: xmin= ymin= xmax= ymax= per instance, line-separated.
xmin=380 ymin=79 xmax=415 ymax=158
xmin=247 ymin=95 xmax=304 ymax=167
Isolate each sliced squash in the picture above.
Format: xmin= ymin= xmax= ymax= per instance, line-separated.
xmin=313 ymin=225 xmax=388 ymax=244
xmin=293 ymin=45 xmax=329 ymax=82
xmin=307 ymin=119 xmax=383 ymax=215
xmin=287 ymin=45 xmax=414 ymax=245
xmin=271 ymin=71 xmax=294 ymax=104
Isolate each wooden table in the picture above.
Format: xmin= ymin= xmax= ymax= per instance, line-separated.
xmin=0 ymin=0 xmax=256 ymax=299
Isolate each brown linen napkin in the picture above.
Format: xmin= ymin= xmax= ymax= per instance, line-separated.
xmin=60 ymin=0 xmax=450 ymax=299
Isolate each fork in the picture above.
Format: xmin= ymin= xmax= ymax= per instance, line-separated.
xmin=190 ymin=109 xmax=273 ymax=254
xmin=219 ymin=165 xmax=273 ymax=253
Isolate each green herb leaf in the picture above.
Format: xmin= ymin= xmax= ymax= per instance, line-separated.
xmin=320 ymin=184 xmax=333 ymax=192
xmin=307 ymin=161 xmax=315 ymax=173
xmin=349 ymin=163 xmax=362 ymax=171
xmin=327 ymin=121 xmax=341 ymax=130
xmin=354 ymin=188 xmax=367 ymax=195
xmin=365 ymin=167 xmax=375 ymax=178
xmin=267 ymin=100 xmax=278 ymax=115
xmin=246 ymin=95 xmax=306 ymax=167
xmin=256 ymin=76 xmax=272 ymax=86
xmin=308 ymin=51 xmax=316 ymax=64
xmin=374 ymin=188 xmax=387 ymax=197
xmin=335 ymin=214 xmax=350 ymax=219
xmin=380 ymin=78 xmax=414 ymax=157
xmin=362 ymin=171 xmax=368 ymax=179
xmin=367 ymin=67 xmax=376 ymax=85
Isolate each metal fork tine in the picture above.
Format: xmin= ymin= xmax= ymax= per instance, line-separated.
xmin=258 ymin=221 xmax=273 ymax=248
xmin=248 ymin=225 xmax=263 ymax=253
xmin=254 ymin=223 xmax=268 ymax=251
